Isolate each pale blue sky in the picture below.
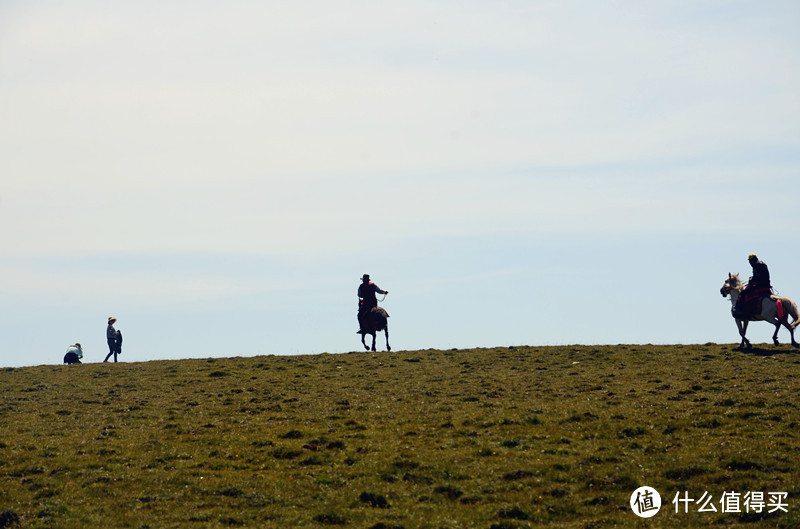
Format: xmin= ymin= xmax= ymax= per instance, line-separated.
xmin=1 ymin=1 xmax=799 ymax=367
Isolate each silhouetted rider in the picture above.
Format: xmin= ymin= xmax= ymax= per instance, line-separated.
xmin=748 ymin=254 xmax=771 ymax=290
xmin=735 ymin=254 xmax=772 ymax=318
xmin=358 ymin=274 xmax=388 ymax=333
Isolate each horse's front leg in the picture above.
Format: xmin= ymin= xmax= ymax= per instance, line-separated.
xmin=384 ymin=327 xmax=391 ymax=352
xmin=361 ymin=333 xmax=369 ymax=351
xmin=736 ymin=319 xmax=751 ymax=349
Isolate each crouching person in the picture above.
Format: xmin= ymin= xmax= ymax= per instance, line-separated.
xmin=64 ymin=343 xmax=84 ymax=364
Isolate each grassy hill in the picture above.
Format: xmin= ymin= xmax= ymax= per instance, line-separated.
xmin=1 ymin=344 xmax=798 ymax=528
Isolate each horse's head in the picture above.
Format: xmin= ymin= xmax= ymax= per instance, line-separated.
xmin=720 ymin=272 xmax=743 ymax=297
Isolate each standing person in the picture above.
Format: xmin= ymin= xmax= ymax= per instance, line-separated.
xmin=357 ymin=274 xmax=388 ymax=333
xmin=104 ymin=317 xmax=119 ymax=362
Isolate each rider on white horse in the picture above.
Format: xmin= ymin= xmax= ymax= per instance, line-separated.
xmin=721 ymin=271 xmax=800 ymax=349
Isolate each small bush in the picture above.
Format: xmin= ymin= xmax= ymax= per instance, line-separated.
xmin=433 ymin=486 xmax=463 ymax=500
xmin=498 ymin=506 xmax=529 ymax=520
xmin=272 ymin=448 xmax=301 ymax=460
xmin=489 ymin=524 xmax=518 ymax=529
xmin=502 ymin=470 xmax=533 ymax=481
xmin=217 ymin=487 xmax=244 ymax=498
xmin=619 ymin=427 xmax=647 ymax=438
xmin=280 ymin=430 xmax=303 ymax=439
xmin=300 ymin=455 xmax=324 ymax=466
xmin=359 ymin=491 xmax=390 ymax=508
xmin=313 ymin=513 xmax=347 ymax=525
xmin=665 ymin=466 xmax=707 ymax=481
xmin=725 ymin=459 xmax=765 ymax=472
xmin=0 ymin=510 xmax=20 ymax=528
xmin=391 ymin=459 xmax=419 ymax=471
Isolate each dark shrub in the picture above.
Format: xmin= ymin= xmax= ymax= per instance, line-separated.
xmin=359 ymin=492 xmax=390 ymax=508
xmin=498 ymin=506 xmax=529 ymax=520
xmin=280 ymin=430 xmax=303 ymax=439
xmin=433 ymin=486 xmax=463 ymax=500
xmin=0 ymin=511 xmax=20 ymax=528
xmin=313 ymin=513 xmax=346 ymax=525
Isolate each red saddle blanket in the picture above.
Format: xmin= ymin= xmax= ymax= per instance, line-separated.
xmin=736 ymin=287 xmax=772 ymax=316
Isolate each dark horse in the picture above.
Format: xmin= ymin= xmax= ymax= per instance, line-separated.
xmin=359 ymin=307 xmax=390 ymax=352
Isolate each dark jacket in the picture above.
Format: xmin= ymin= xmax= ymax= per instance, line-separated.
xmin=750 ymin=260 xmax=771 ymax=289
xmin=358 ymin=282 xmax=386 ymax=310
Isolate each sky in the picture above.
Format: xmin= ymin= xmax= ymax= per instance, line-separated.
xmin=1 ymin=1 xmax=799 ymax=367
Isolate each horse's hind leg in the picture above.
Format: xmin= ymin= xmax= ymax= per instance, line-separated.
xmin=786 ymin=324 xmax=800 ymax=348
xmin=782 ymin=318 xmax=799 ymax=348
xmin=384 ymin=326 xmax=390 ymax=352
xmin=371 ymin=333 xmax=377 ymax=352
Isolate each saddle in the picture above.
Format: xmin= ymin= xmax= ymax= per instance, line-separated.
xmin=733 ymin=287 xmax=772 ymax=319
xmin=363 ymin=305 xmax=389 ymax=318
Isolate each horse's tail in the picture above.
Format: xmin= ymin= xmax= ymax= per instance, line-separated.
xmin=789 ymin=300 xmax=800 ymax=329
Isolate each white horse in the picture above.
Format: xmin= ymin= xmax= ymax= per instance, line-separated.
xmin=720 ymin=273 xmax=800 ymax=349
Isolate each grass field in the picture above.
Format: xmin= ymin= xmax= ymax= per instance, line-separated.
xmin=1 ymin=344 xmax=798 ymax=528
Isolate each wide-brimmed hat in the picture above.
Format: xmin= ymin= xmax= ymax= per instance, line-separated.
xmin=362 ymin=274 xmax=370 ymax=281
xmin=108 ymin=317 xmax=117 ymax=324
